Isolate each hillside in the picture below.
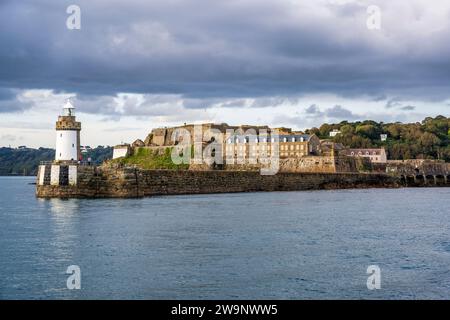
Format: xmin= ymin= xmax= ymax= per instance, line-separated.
xmin=0 ymin=146 xmax=113 ymax=176
xmin=305 ymin=116 xmax=450 ymax=161
xmin=110 ymin=147 xmax=190 ymax=170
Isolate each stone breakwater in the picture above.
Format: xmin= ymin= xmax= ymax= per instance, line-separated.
xmin=36 ymin=164 xmax=405 ymax=198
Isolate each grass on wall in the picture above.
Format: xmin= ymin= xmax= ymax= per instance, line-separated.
xmin=112 ymin=147 xmax=190 ymax=170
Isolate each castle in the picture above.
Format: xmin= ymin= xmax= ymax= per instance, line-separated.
xmin=112 ymin=122 xmax=371 ymax=173
xmin=35 ymin=103 xmax=450 ymax=199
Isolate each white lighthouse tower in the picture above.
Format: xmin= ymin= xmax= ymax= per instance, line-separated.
xmin=55 ymin=100 xmax=81 ymax=162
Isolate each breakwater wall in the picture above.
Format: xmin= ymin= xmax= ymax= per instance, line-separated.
xmin=36 ymin=164 xmax=404 ymax=198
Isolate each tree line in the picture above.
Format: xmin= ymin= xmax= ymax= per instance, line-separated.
xmin=305 ymin=116 xmax=450 ymax=161
xmin=0 ymin=146 xmax=113 ymax=176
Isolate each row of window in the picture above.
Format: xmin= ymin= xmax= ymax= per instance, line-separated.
xmin=225 ymin=152 xmax=307 ymax=158
xmin=226 ymin=137 xmax=307 ymax=144
xmin=225 ymin=144 xmax=306 ymax=151
xmin=350 ymin=151 xmax=378 ymax=156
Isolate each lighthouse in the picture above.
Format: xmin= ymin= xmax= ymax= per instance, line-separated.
xmin=55 ymin=100 xmax=81 ymax=162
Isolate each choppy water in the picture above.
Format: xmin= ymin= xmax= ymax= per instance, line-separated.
xmin=1 ymin=176 xmax=450 ymax=299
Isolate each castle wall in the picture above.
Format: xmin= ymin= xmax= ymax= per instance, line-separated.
xmin=386 ymin=160 xmax=450 ymax=176
xmin=36 ymin=165 xmax=402 ymax=198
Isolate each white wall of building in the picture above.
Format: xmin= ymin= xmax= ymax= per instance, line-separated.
xmin=68 ymin=165 xmax=78 ymax=185
xmin=56 ymin=130 xmax=78 ymax=161
xmin=38 ymin=165 xmax=45 ymax=185
xmin=112 ymin=147 xmax=129 ymax=159
xmin=50 ymin=165 xmax=60 ymax=185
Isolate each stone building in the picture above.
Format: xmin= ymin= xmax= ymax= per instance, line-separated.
xmin=343 ymin=148 xmax=387 ymax=163
xmin=223 ymin=133 xmax=320 ymax=161
xmin=144 ymin=123 xmax=271 ymax=147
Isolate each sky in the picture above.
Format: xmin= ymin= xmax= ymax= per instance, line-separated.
xmin=1 ymin=0 xmax=450 ymax=148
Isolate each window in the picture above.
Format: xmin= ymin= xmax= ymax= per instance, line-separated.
xmin=72 ymin=144 xmax=75 ymax=148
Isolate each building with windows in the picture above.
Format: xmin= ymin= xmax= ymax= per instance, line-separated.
xmin=224 ymin=133 xmax=321 ymax=162
xmin=329 ymin=129 xmax=341 ymax=137
xmin=343 ymin=148 xmax=387 ymax=163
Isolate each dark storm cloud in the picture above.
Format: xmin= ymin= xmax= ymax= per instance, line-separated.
xmin=400 ymin=105 xmax=416 ymax=111
xmin=305 ymin=104 xmax=322 ymax=116
xmin=0 ymin=88 xmax=33 ymax=113
xmin=0 ymin=88 xmax=16 ymax=101
xmin=325 ymin=105 xmax=358 ymax=120
xmin=385 ymin=98 xmax=402 ymax=109
xmin=1 ymin=0 xmax=450 ymax=113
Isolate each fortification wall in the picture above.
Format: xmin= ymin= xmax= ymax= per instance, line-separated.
xmin=36 ymin=164 xmax=401 ymax=198
xmin=276 ymin=156 xmax=371 ymax=173
xmin=191 ymin=155 xmax=371 ymax=173
xmin=386 ymin=160 xmax=450 ymax=176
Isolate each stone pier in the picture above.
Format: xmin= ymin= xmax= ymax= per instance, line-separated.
xmin=36 ymin=164 xmax=404 ymax=198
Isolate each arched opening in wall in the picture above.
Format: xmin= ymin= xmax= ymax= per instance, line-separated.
xmin=415 ymin=175 xmax=425 ymax=185
xmin=414 ymin=168 xmax=420 ymax=174
xmin=425 ymin=175 xmax=435 ymax=185
xmin=400 ymin=175 xmax=407 ymax=185
xmin=406 ymin=176 xmax=415 ymax=185
xmin=435 ymin=175 xmax=445 ymax=185
xmin=447 ymin=175 xmax=450 ymax=184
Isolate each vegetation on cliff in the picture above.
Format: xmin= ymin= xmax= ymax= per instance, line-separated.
xmin=111 ymin=147 xmax=190 ymax=170
xmin=0 ymin=146 xmax=113 ymax=176
xmin=306 ymin=116 xmax=450 ymax=161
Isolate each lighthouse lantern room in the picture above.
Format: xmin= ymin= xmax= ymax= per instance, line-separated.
xmin=55 ymin=100 xmax=81 ymax=162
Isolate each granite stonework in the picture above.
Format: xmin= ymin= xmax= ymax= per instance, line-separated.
xmin=36 ymin=164 xmax=404 ymax=198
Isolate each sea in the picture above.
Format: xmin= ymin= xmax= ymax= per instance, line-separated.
xmin=1 ymin=176 xmax=450 ymax=299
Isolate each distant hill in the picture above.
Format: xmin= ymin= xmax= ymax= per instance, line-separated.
xmin=0 ymin=146 xmax=113 ymax=176
xmin=305 ymin=116 xmax=450 ymax=161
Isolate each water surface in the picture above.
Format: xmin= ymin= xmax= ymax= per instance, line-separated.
xmin=1 ymin=176 xmax=450 ymax=299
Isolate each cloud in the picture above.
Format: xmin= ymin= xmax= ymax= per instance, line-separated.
xmin=305 ymin=104 xmax=323 ymax=116
xmin=325 ymin=105 xmax=358 ymax=120
xmin=1 ymin=0 xmax=450 ymax=104
xmin=0 ymin=134 xmax=18 ymax=142
xmin=0 ymin=88 xmax=34 ymax=113
xmin=385 ymin=98 xmax=402 ymax=109
xmin=1 ymin=0 xmax=450 ymax=149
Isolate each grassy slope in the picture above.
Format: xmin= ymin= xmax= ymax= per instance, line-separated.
xmin=111 ymin=147 xmax=190 ymax=170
